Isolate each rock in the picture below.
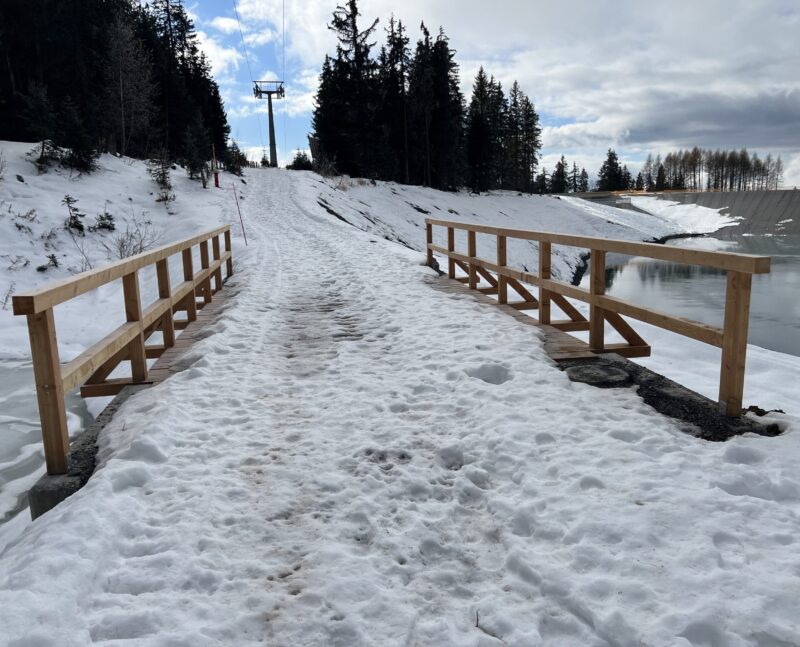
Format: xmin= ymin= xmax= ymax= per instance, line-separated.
xmin=565 ymin=364 xmax=632 ymax=388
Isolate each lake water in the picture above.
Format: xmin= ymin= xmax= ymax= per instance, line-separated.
xmin=584 ymin=235 xmax=800 ymax=357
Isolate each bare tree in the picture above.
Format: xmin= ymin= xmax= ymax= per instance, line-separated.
xmin=103 ymin=18 xmax=156 ymax=157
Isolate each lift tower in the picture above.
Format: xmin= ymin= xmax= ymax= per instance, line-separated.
xmin=253 ymin=81 xmax=285 ymax=167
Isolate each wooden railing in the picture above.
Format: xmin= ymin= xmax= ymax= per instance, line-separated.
xmin=12 ymin=225 xmax=233 ymax=474
xmin=425 ymin=219 xmax=771 ymax=417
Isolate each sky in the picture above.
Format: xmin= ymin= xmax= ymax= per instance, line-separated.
xmin=188 ymin=0 xmax=800 ymax=186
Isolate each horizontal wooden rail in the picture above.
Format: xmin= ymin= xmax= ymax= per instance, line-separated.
xmin=425 ymin=219 xmax=771 ymax=417
xmin=13 ymin=225 xmax=234 ymax=474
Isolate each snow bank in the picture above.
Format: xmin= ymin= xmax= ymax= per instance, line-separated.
xmin=630 ymin=195 xmax=740 ymax=234
xmin=0 ymin=140 xmax=244 ymax=362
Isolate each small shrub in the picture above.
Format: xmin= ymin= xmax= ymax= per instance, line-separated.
xmin=62 ymin=194 xmax=86 ymax=235
xmin=147 ymin=149 xmax=174 ymax=202
xmin=36 ymin=254 xmax=59 ymax=272
xmin=103 ymin=213 xmax=161 ymax=259
xmin=90 ymin=203 xmax=115 ymax=232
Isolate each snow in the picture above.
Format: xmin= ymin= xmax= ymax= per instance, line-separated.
xmin=629 ymin=195 xmax=740 ymax=234
xmin=0 ymin=156 xmax=799 ymax=645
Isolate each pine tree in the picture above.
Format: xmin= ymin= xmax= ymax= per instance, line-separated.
xmin=465 ymin=67 xmax=493 ymax=192
xmin=597 ymin=149 xmax=623 ymax=191
xmin=182 ymin=111 xmax=210 ymax=186
xmin=578 ymin=168 xmax=589 ymax=192
xmin=570 ymin=161 xmax=579 ymax=193
xmin=635 ymin=171 xmax=644 ymax=190
xmin=550 ymin=155 xmax=569 ymax=193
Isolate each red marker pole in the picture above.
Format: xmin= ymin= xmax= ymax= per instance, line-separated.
xmin=231 ymin=184 xmax=247 ymax=246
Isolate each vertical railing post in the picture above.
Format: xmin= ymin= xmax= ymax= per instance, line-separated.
xmin=497 ymin=235 xmax=507 ymax=304
xmin=426 ymin=222 xmax=434 ymax=267
xmin=447 ymin=227 xmax=455 ymax=279
xmin=224 ymin=229 xmax=233 ymax=278
xmin=27 ymin=308 xmax=70 ymax=474
xmin=199 ymin=240 xmax=212 ymax=305
xmin=122 ymin=271 xmax=148 ymax=382
xmin=211 ymin=235 xmax=223 ymax=293
xmin=539 ymin=241 xmax=552 ymax=325
xmin=468 ymin=230 xmax=477 ymax=290
xmin=182 ymin=247 xmax=198 ymax=322
xmin=719 ymin=270 xmax=752 ymax=416
xmin=589 ymin=249 xmax=606 ymax=351
xmin=156 ymin=259 xmax=175 ymax=349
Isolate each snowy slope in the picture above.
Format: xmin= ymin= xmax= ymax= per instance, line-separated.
xmin=630 ymin=195 xmax=742 ymax=233
xmin=0 ymin=168 xmax=798 ymax=647
xmin=289 ymin=173 xmax=731 ymax=284
xmin=0 ymin=141 xmax=244 ymax=362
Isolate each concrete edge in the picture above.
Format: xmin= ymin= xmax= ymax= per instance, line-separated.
xmin=28 ymin=385 xmax=150 ymax=520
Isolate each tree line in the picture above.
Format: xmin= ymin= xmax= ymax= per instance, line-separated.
xmin=591 ymin=147 xmax=785 ymax=193
xmin=0 ymin=0 xmax=231 ymax=174
xmin=311 ymin=0 xmax=543 ymax=193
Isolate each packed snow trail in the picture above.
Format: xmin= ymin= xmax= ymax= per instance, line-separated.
xmin=1 ymin=169 xmax=799 ymax=647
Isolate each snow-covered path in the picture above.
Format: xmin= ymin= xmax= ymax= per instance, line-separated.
xmin=1 ymin=170 xmax=799 ymax=647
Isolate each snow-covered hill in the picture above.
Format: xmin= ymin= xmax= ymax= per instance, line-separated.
xmin=0 ymin=140 xmax=242 ymax=362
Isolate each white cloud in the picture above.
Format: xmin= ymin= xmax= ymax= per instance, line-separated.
xmin=196 ymin=30 xmax=243 ymax=77
xmin=209 ymin=16 xmax=240 ymax=34
xmin=223 ymin=0 xmax=800 ymax=173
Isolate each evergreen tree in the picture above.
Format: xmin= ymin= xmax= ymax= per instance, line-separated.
xmin=59 ymin=96 xmax=99 ymax=171
xmin=597 ymin=148 xmax=623 ymax=191
xmin=182 ymin=111 xmax=210 ymax=186
xmin=578 ymin=168 xmax=589 ymax=192
xmin=550 ymin=155 xmax=569 ymax=193
xmin=534 ymin=167 xmax=549 ymax=194
xmin=655 ymin=163 xmax=667 ymax=191
xmin=570 ymin=161 xmax=579 ymax=193
xmin=635 ymin=171 xmax=644 ymax=190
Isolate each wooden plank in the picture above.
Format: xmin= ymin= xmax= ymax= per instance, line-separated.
xmin=26 ymin=309 xmax=70 ymax=474
xmin=539 ymin=241 xmax=551 ymax=325
xmin=61 ymin=322 xmax=140 ymax=392
xmin=719 ymin=271 xmax=752 ymax=416
xmin=605 ymin=311 xmax=647 ymax=348
xmin=589 ymin=250 xmax=606 ymax=351
xmin=12 ymin=225 xmax=230 ymax=315
xmin=506 ymin=276 xmax=537 ymax=303
xmin=468 ymin=231 xmax=477 ymax=290
xmin=595 ymin=295 xmax=723 ymax=347
xmin=593 ymin=343 xmax=651 ymax=359
xmin=476 ymin=265 xmax=499 ymax=288
xmin=424 ymin=219 xmax=770 ymax=274
xmin=122 ymin=272 xmax=147 ymax=382
xmin=497 ymin=235 xmax=507 ymax=305
xmin=156 ymin=258 xmax=175 ymax=349
xmin=478 ymin=286 xmax=499 ymax=295
xmin=551 ymin=293 xmax=586 ymax=322
xmin=141 ymin=298 xmax=172 ymax=331
xmin=447 ymin=227 xmax=455 ymax=279
xmin=211 ymin=236 xmax=223 ymax=292
xmin=509 ymin=302 xmax=539 ymax=311
xmin=145 ymin=345 xmax=167 ymax=359
xmin=224 ymin=230 xmax=233 ymax=278
xmin=182 ymin=249 xmax=197 ymax=322
xmin=81 ymin=377 xmax=151 ymax=399
xmin=550 ymin=320 xmax=591 ymax=332
xmin=540 ymin=278 xmax=590 ymax=303
xmin=84 ymin=345 xmax=129 ymax=386
xmin=426 ymin=222 xmax=434 ymax=267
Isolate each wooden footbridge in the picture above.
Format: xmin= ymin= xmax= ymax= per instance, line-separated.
xmin=9 ymin=217 xmax=772 ymax=485
xmin=425 ymin=218 xmax=771 ymax=417
xmin=13 ymin=226 xmax=233 ymax=475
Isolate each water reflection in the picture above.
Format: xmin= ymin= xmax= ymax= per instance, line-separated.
xmin=586 ymin=236 xmax=800 ymax=356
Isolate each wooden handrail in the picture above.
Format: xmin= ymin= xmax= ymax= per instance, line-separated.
xmin=425 ymin=218 xmax=771 ymax=417
xmin=12 ymin=225 xmax=233 ymax=474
